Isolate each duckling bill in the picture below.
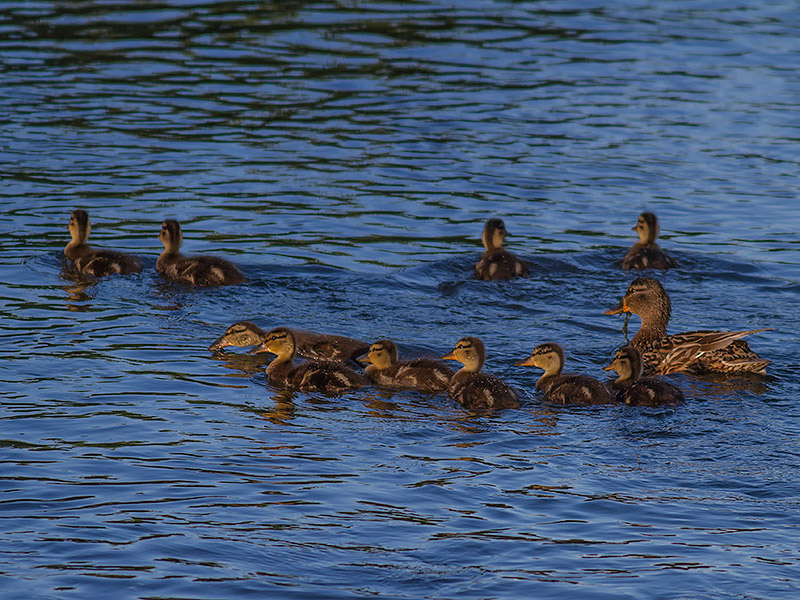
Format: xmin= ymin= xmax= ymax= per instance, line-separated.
xmin=65 ymin=209 xmax=142 ymax=277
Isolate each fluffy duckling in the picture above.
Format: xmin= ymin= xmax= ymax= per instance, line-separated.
xmin=156 ymin=219 xmax=245 ymax=287
xmin=441 ymin=337 xmax=520 ymax=410
xmin=255 ymin=327 xmax=368 ymax=393
xmin=64 ymin=209 xmax=142 ymax=277
xmin=474 ymin=218 xmax=529 ymax=281
xmin=604 ymin=277 xmax=770 ymax=375
xmin=515 ymin=342 xmax=614 ymax=405
xmin=360 ymin=339 xmax=453 ymax=393
xmin=209 ymin=320 xmax=369 ymax=363
xmin=604 ymin=346 xmax=684 ymax=406
xmin=621 ymin=212 xmax=676 ymax=270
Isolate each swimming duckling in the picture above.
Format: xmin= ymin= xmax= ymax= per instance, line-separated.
xmin=156 ymin=219 xmax=245 ymax=287
xmin=604 ymin=277 xmax=770 ymax=375
xmin=360 ymin=339 xmax=453 ymax=393
xmin=621 ymin=212 xmax=676 ymax=270
xmin=441 ymin=337 xmax=520 ymax=410
xmin=603 ymin=345 xmax=684 ymax=406
xmin=474 ymin=218 xmax=529 ymax=281
xmin=254 ymin=327 xmax=368 ymax=393
xmin=209 ymin=320 xmax=369 ymax=363
xmin=515 ymin=342 xmax=614 ymax=405
xmin=64 ymin=209 xmax=142 ymax=277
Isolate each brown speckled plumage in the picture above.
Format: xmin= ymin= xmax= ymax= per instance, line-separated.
xmin=157 ymin=219 xmax=245 ymax=287
xmin=255 ymin=327 xmax=367 ymax=394
xmin=604 ymin=277 xmax=770 ymax=375
xmin=65 ymin=209 xmax=142 ymax=277
xmin=604 ymin=346 xmax=684 ymax=406
xmin=361 ymin=340 xmax=453 ymax=393
xmin=209 ymin=321 xmax=368 ymax=363
xmin=474 ymin=218 xmax=529 ymax=281
xmin=621 ymin=212 xmax=676 ymax=271
xmin=516 ymin=342 xmax=614 ymax=405
xmin=442 ymin=337 xmax=520 ymax=410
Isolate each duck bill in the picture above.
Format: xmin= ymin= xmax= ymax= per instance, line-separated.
xmin=514 ymin=357 xmax=536 ymax=367
xmin=208 ymin=335 xmax=230 ymax=351
xmin=248 ymin=343 xmax=270 ymax=355
xmin=440 ymin=351 xmax=456 ymax=361
xmin=602 ymin=362 xmax=615 ymax=371
xmin=604 ymin=299 xmax=628 ymax=315
xmin=357 ymin=355 xmax=373 ymax=365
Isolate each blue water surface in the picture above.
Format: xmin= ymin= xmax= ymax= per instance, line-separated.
xmin=1 ymin=1 xmax=799 ymax=599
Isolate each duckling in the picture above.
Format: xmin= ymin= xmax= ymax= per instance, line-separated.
xmin=209 ymin=320 xmax=369 ymax=363
xmin=254 ymin=327 xmax=368 ymax=393
xmin=360 ymin=339 xmax=453 ymax=393
xmin=515 ymin=342 xmax=614 ymax=405
xmin=474 ymin=218 xmax=529 ymax=281
xmin=604 ymin=277 xmax=770 ymax=375
xmin=156 ymin=219 xmax=245 ymax=287
xmin=621 ymin=212 xmax=676 ymax=270
xmin=441 ymin=337 xmax=520 ymax=410
xmin=64 ymin=209 xmax=142 ymax=277
xmin=604 ymin=345 xmax=684 ymax=406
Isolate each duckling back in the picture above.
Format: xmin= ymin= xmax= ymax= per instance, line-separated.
xmin=539 ymin=374 xmax=614 ymax=405
xmin=288 ymin=360 xmax=368 ymax=394
xmin=366 ymin=358 xmax=454 ymax=393
xmin=621 ymin=244 xmax=676 ymax=271
xmin=157 ymin=254 xmax=245 ymax=287
xmin=74 ymin=250 xmax=142 ymax=277
xmin=475 ymin=249 xmax=529 ymax=281
xmin=613 ymin=377 xmax=684 ymax=407
xmin=449 ymin=371 xmax=520 ymax=411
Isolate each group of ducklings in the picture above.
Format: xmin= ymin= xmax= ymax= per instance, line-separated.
xmin=65 ymin=209 xmax=771 ymax=412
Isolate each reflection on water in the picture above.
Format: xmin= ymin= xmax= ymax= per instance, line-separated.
xmin=1 ymin=0 xmax=800 ymax=599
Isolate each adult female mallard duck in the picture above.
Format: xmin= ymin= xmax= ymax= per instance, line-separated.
xmin=156 ymin=219 xmax=245 ymax=286
xmin=209 ymin=320 xmax=369 ymax=363
xmin=474 ymin=218 xmax=529 ymax=280
xmin=604 ymin=345 xmax=684 ymax=406
xmin=621 ymin=212 xmax=676 ymax=270
xmin=360 ymin=339 xmax=453 ymax=393
xmin=515 ymin=342 xmax=614 ymax=404
xmin=254 ymin=327 xmax=368 ymax=393
xmin=64 ymin=209 xmax=142 ymax=276
xmin=441 ymin=337 xmax=520 ymax=410
xmin=604 ymin=277 xmax=770 ymax=374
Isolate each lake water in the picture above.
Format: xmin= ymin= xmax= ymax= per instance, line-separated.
xmin=1 ymin=1 xmax=799 ymax=598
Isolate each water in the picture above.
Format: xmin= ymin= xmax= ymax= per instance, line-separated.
xmin=2 ymin=1 xmax=799 ymax=598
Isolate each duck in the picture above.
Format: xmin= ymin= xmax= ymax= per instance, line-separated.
xmin=254 ymin=327 xmax=368 ymax=393
xmin=208 ymin=320 xmax=369 ymax=363
xmin=359 ymin=339 xmax=453 ymax=393
xmin=64 ymin=209 xmax=142 ymax=277
xmin=474 ymin=218 xmax=529 ymax=280
xmin=441 ymin=337 xmax=520 ymax=410
xmin=603 ymin=345 xmax=684 ymax=406
xmin=156 ymin=219 xmax=245 ymax=286
xmin=621 ymin=212 xmax=676 ymax=270
xmin=604 ymin=277 xmax=770 ymax=375
xmin=516 ymin=342 xmax=614 ymax=404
